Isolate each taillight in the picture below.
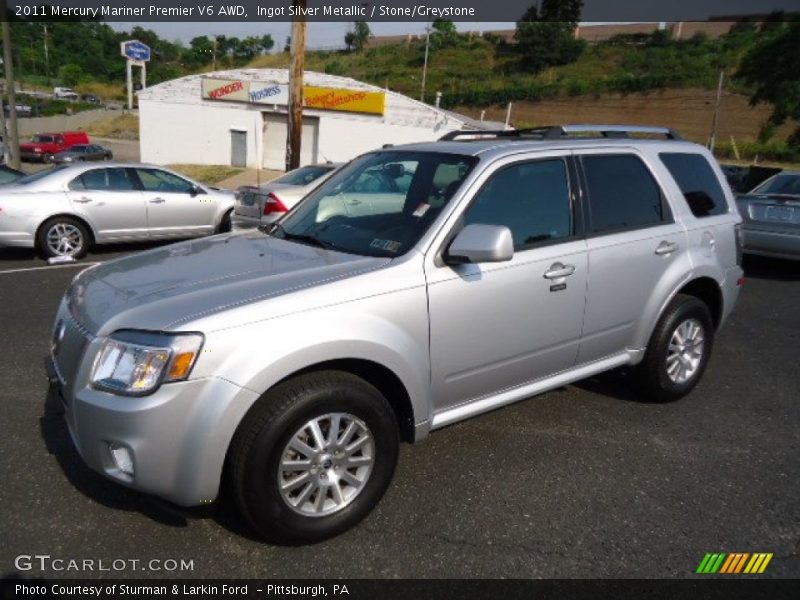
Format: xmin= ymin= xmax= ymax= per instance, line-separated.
xmin=263 ymin=192 xmax=287 ymax=215
xmin=734 ymin=223 xmax=743 ymax=266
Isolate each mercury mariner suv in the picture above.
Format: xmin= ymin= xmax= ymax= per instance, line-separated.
xmin=48 ymin=125 xmax=744 ymax=543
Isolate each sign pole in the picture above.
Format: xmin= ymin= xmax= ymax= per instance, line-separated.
xmin=126 ymin=60 xmax=133 ymax=111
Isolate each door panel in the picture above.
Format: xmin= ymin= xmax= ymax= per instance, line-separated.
xmin=66 ymin=167 xmax=147 ymax=241
xmin=427 ymin=155 xmax=587 ymax=412
xmin=134 ymin=168 xmax=216 ymax=237
xmin=428 ymin=241 xmax=588 ymax=411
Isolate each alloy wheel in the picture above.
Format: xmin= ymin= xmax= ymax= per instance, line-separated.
xmin=666 ymin=318 xmax=705 ymax=384
xmin=46 ymin=223 xmax=84 ymax=257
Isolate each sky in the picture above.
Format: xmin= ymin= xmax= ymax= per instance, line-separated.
xmin=108 ymin=22 xmax=516 ymax=49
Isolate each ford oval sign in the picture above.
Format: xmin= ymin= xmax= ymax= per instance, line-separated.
xmin=120 ymin=40 xmax=151 ymax=63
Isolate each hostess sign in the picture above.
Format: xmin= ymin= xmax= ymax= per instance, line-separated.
xmin=202 ymin=77 xmax=386 ymax=116
xmin=120 ymin=40 xmax=151 ymax=62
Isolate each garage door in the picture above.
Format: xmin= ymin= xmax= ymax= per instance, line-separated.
xmin=262 ymin=113 xmax=319 ymax=170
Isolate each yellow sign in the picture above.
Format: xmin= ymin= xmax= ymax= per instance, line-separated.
xmin=303 ymin=86 xmax=386 ymax=116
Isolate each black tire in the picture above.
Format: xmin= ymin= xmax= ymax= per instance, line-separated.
xmin=228 ymin=370 xmax=399 ymax=544
xmin=43 ymin=153 xmax=54 ymax=163
xmin=37 ymin=216 xmax=90 ymax=259
xmin=635 ymin=294 xmax=715 ymax=403
xmin=216 ymin=209 xmax=233 ymax=233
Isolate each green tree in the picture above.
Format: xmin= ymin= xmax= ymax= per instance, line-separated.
xmin=349 ymin=21 xmax=371 ymax=52
xmin=737 ymin=21 xmax=800 ymax=145
xmin=515 ymin=0 xmax=585 ymax=72
xmin=59 ymin=63 xmax=83 ymax=86
xmin=430 ymin=19 xmax=459 ymax=48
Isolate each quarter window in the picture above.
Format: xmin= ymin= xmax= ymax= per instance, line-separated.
xmin=582 ymin=154 xmax=668 ymax=233
xmin=463 ymin=159 xmax=572 ymax=250
xmin=660 ymin=152 xmax=728 ymax=217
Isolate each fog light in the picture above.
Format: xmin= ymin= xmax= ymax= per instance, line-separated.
xmin=108 ymin=443 xmax=134 ymax=476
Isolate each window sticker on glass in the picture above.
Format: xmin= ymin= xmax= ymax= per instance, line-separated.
xmin=370 ymin=239 xmax=402 ymax=253
xmin=412 ymin=203 xmax=430 ymax=218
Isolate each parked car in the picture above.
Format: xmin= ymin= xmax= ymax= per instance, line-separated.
xmin=53 ymin=87 xmax=79 ymax=101
xmin=232 ymin=163 xmax=343 ymax=229
xmin=736 ymin=171 xmax=800 ymax=260
xmin=3 ymin=103 xmax=34 ymax=118
xmin=0 ymin=164 xmax=26 ymax=185
xmin=52 ymin=144 xmax=113 ymax=164
xmin=47 ymin=125 xmax=743 ymax=543
xmin=720 ymin=163 xmax=782 ymax=194
xmin=0 ymin=162 xmax=235 ymax=258
xmin=81 ymin=94 xmax=101 ymax=104
xmin=20 ymin=131 xmax=90 ymax=163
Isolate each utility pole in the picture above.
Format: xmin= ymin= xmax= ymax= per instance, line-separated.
xmin=43 ymin=24 xmax=50 ymax=83
xmin=420 ymin=26 xmax=430 ymax=103
xmin=708 ymin=70 xmax=725 ymax=153
xmin=0 ymin=8 xmax=20 ymax=169
xmin=286 ymin=0 xmax=306 ymax=171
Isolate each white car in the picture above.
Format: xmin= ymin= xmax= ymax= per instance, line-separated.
xmin=0 ymin=163 xmax=234 ymax=258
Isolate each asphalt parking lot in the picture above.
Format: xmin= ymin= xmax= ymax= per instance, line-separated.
xmin=0 ymin=244 xmax=798 ymax=579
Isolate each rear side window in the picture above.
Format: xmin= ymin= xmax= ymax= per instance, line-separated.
xmin=69 ymin=168 xmax=136 ymax=191
xmin=582 ymin=154 xmax=668 ymax=234
xmin=660 ymin=153 xmax=728 ymax=217
xmin=464 ymin=159 xmax=572 ymax=250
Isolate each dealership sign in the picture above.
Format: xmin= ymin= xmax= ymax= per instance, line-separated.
xmin=202 ymin=77 xmax=386 ymax=116
xmin=120 ymin=40 xmax=151 ymax=63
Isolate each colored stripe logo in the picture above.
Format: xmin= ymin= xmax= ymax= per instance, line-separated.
xmin=696 ymin=552 xmax=773 ymax=574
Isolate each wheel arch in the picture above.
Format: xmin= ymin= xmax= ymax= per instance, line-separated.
xmin=675 ymin=276 xmax=724 ymax=329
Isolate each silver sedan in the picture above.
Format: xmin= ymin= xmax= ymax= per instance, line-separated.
xmin=736 ymin=171 xmax=800 ymax=261
xmin=0 ymin=162 xmax=235 ymax=258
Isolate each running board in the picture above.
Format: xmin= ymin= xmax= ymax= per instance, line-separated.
xmin=430 ymin=353 xmax=631 ymax=430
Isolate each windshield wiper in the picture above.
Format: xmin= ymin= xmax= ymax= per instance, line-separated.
xmin=268 ymin=223 xmax=336 ymax=250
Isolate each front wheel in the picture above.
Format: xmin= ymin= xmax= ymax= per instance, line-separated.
xmin=216 ymin=209 xmax=232 ymax=233
xmin=228 ymin=371 xmax=399 ymax=544
xmin=635 ymin=294 xmax=714 ymax=402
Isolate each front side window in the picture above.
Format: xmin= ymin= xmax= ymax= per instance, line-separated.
xmin=660 ymin=152 xmax=728 ymax=217
xmin=463 ymin=159 xmax=572 ymax=250
xmin=135 ymin=169 xmax=196 ymax=194
xmin=275 ymin=151 xmax=477 ymax=257
xmin=69 ymin=168 xmax=137 ymax=192
xmin=582 ymin=154 xmax=668 ymax=233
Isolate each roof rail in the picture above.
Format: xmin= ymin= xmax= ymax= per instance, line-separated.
xmin=439 ymin=124 xmax=683 ymax=142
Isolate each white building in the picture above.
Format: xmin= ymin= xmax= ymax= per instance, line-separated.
xmin=138 ymin=68 xmax=496 ymax=170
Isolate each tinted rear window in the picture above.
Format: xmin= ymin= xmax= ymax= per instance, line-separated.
xmin=582 ymin=154 xmax=668 ymax=233
xmin=273 ymin=165 xmax=333 ymax=186
xmin=660 ymin=153 xmax=728 ymax=217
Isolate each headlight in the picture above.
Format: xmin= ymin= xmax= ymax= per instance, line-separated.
xmin=91 ymin=330 xmax=204 ymax=396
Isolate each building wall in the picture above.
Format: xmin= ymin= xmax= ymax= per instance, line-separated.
xmin=140 ymin=99 xmax=462 ymax=170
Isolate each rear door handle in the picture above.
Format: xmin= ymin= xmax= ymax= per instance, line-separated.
xmin=73 ymin=196 xmax=92 ymax=204
xmin=655 ymin=241 xmax=677 ymax=255
xmin=149 ymin=197 xmax=166 ymax=204
xmin=543 ymin=262 xmax=576 ymax=279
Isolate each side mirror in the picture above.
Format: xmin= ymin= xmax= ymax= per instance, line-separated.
xmin=447 ymin=224 xmax=514 ymax=264
xmin=189 ymin=185 xmax=203 ymax=197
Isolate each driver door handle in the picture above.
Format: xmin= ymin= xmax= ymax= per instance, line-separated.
xmin=655 ymin=241 xmax=678 ymax=255
xmin=149 ymin=197 xmax=166 ymax=204
xmin=543 ymin=262 xmax=576 ymax=279
xmin=73 ymin=196 xmax=92 ymax=204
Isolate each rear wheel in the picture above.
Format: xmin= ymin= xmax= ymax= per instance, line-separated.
xmin=37 ymin=217 xmax=90 ymax=259
xmin=635 ymin=294 xmax=714 ymax=402
xmin=228 ymin=370 xmax=399 ymax=544
xmin=216 ymin=209 xmax=233 ymax=233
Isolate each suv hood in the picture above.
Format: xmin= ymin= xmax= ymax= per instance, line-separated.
xmin=68 ymin=231 xmax=390 ymax=334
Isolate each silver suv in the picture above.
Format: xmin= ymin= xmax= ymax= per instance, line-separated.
xmin=49 ymin=125 xmax=744 ymax=543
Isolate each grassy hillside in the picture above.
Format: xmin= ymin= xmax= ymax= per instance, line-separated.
xmin=247 ymin=33 xmax=755 ymax=108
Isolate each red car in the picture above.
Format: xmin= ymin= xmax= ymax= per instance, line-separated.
xmin=20 ymin=131 xmax=90 ymax=163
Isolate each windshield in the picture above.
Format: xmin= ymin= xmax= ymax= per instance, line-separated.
xmin=273 ymin=151 xmax=477 ymax=257
xmin=752 ymin=174 xmax=800 ymax=196
xmin=272 ymin=165 xmax=335 ymax=186
xmin=14 ymin=165 xmax=69 ymax=185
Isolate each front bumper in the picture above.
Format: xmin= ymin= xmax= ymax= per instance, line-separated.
xmin=742 ymin=227 xmax=800 ymax=261
xmin=48 ymin=310 xmax=260 ymax=506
